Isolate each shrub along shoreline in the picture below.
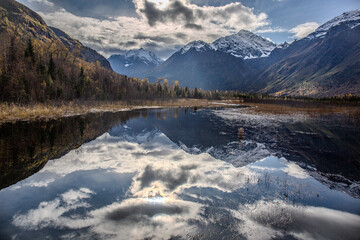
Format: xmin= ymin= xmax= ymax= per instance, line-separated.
xmin=1 ymin=96 xmax=359 ymax=124
xmin=0 ymin=99 xmax=245 ymax=123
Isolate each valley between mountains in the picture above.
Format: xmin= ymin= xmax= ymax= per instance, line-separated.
xmin=109 ymin=9 xmax=360 ymax=97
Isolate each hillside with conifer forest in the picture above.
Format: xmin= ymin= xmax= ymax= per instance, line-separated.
xmin=0 ymin=0 xmax=222 ymax=104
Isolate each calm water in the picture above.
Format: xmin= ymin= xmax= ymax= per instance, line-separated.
xmin=0 ymin=105 xmax=360 ymax=240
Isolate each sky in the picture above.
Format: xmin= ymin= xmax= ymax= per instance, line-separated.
xmin=18 ymin=0 xmax=360 ymax=59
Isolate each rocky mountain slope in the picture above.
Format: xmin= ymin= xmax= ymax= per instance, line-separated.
xmin=147 ymin=41 xmax=250 ymax=90
xmin=50 ymin=27 xmax=112 ymax=70
xmin=212 ymin=30 xmax=277 ymax=59
xmin=253 ymin=9 xmax=360 ymax=96
xmin=0 ymin=0 xmax=167 ymax=103
xmin=146 ymin=32 xmax=279 ymax=91
xmin=0 ymin=0 xmax=111 ymax=70
xmin=0 ymin=0 xmax=58 ymax=41
xmin=147 ymin=9 xmax=360 ymax=96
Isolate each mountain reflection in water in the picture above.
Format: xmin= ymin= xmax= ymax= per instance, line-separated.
xmin=0 ymin=106 xmax=359 ymax=240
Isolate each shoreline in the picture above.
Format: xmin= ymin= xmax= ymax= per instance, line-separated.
xmin=0 ymin=99 xmax=244 ymax=124
xmin=1 ymin=98 xmax=359 ymax=124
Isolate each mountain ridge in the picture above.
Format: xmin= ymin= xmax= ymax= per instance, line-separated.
xmin=147 ymin=47 xmax=251 ymax=90
xmin=50 ymin=27 xmax=112 ymax=70
xmin=254 ymin=9 xmax=360 ymax=96
xmin=212 ymin=30 xmax=277 ymax=59
xmin=108 ymin=48 xmax=163 ymax=78
xmin=146 ymin=8 xmax=360 ymax=96
xmin=0 ymin=0 xmax=112 ymax=70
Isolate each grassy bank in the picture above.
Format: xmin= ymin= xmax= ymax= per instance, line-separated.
xmin=2 ymin=97 xmax=359 ymax=124
xmin=0 ymin=99 xmax=242 ymax=123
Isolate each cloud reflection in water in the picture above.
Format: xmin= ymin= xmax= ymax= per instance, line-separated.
xmin=5 ymin=119 xmax=360 ymax=240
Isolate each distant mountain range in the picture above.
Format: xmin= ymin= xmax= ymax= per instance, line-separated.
xmin=109 ymin=9 xmax=360 ymax=97
xmin=2 ymin=0 xmax=358 ymax=97
xmin=147 ymin=45 xmax=250 ymax=90
xmin=108 ymin=49 xmax=163 ymax=78
xmin=108 ymin=30 xmax=280 ymax=81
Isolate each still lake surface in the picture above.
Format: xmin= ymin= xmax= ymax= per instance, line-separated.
xmin=0 ymin=103 xmax=360 ymax=239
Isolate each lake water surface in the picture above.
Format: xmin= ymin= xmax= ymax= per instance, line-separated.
xmin=0 ymin=104 xmax=359 ymax=239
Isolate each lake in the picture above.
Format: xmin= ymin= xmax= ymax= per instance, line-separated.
xmin=0 ymin=103 xmax=359 ymax=239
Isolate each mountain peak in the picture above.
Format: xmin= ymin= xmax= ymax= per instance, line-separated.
xmin=307 ymin=8 xmax=360 ymax=39
xmin=237 ymin=29 xmax=252 ymax=35
xmin=122 ymin=49 xmax=163 ymax=66
xmin=108 ymin=48 xmax=163 ymax=77
xmin=212 ymin=30 xmax=277 ymax=59
xmin=277 ymin=41 xmax=290 ymax=49
xmin=180 ymin=40 xmax=215 ymax=54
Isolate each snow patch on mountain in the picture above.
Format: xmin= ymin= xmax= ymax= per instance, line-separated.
xmin=122 ymin=48 xmax=163 ymax=66
xmin=178 ymin=31 xmax=278 ymax=60
xmin=180 ymin=41 xmax=216 ymax=54
xmin=212 ymin=30 xmax=277 ymax=59
xmin=108 ymin=48 xmax=163 ymax=76
xmin=277 ymin=42 xmax=290 ymax=49
xmin=307 ymin=9 xmax=360 ymax=40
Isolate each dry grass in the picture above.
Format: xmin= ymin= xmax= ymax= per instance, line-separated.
xmin=244 ymin=102 xmax=360 ymax=116
xmin=0 ymin=99 xmax=243 ymax=123
xmin=2 ymin=98 xmax=357 ymax=124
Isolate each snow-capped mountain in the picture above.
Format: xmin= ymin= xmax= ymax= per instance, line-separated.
xmin=146 ymin=9 xmax=360 ymax=96
xmin=108 ymin=48 xmax=163 ymax=77
xmin=307 ymin=8 xmax=360 ymax=40
xmin=122 ymin=48 xmax=163 ymax=66
xmin=146 ymin=41 xmax=251 ymax=90
xmin=276 ymin=42 xmax=290 ymax=49
xmin=180 ymin=40 xmax=216 ymax=54
xmin=212 ymin=30 xmax=277 ymax=59
xmin=252 ymin=8 xmax=360 ymax=97
xmin=177 ymin=30 xmax=277 ymax=60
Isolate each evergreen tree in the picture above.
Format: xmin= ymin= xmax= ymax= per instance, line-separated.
xmin=76 ymin=67 xmax=86 ymax=98
xmin=24 ymin=38 xmax=35 ymax=62
xmin=48 ymin=54 xmax=56 ymax=80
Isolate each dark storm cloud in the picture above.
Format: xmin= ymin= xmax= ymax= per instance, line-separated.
xmin=185 ymin=23 xmax=203 ymax=30
xmin=106 ymin=203 xmax=186 ymax=223
xmin=134 ymin=33 xmax=176 ymax=44
xmin=176 ymin=33 xmax=187 ymax=39
xmin=96 ymin=47 xmax=127 ymax=56
xmin=48 ymin=0 xmax=137 ymax=18
xmin=189 ymin=0 xmax=240 ymax=6
xmin=144 ymin=42 xmax=161 ymax=48
xmin=207 ymin=33 xmax=222 ymax=39
xmin=210 ymin=20 xmax=221 ymax=25
xmin=137 ymin=165 xmax=199 ymax=191
xmin=112 ymin=41 xmax=139 ymax=48
xmin=85 ymin=36 xmax=104 ymax=45
xmin=141 ymin=0 xmax=198 ymax=27
xmin=124 ymin=42 xmax=138 ymax=47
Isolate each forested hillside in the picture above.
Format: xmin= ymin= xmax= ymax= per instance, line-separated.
xmin=0 ymin=0 xmax=221 ymax=103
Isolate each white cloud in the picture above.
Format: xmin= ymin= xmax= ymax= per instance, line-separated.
xmin=9 ymin=121 xmax=359 ymax=239
xmin=255 ymin=27 xmax=287 ymax=33
xmin=28 ymin=0 xmax=54 ymax=7
xmin=234 ymin=200 xmax=360 ymax=240
xmin=12 ymin=188 xmax=95 ymax=230
xmin=35 ymin=0 xmax=270 ymax=58
xmin=89 ymin=198 xmax=203 ymax=240
xmin=12 ymin=190 xmax=204 ymax=240
xmin=289 ymin=22 xmax=319 ymax=39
